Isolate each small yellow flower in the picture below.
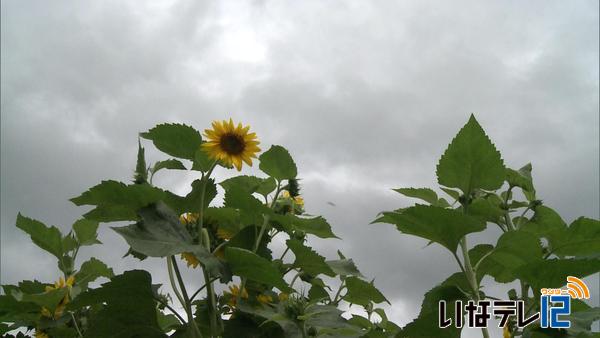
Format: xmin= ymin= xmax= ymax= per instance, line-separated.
xmin=278 ymin=292 xmax=289 ymax=302
xmin=202 ymin=119 xmax=261 ymax=171
xmin=226 ymin=284 xmax=249 ymax=307
xmin=179 ymin=213 xmax=200 ymax=225
xmin=216 ymin=228 xmax=233 ymax=240
xmin=293 ymin=196 xmax=304 ymax=207
xmin=503 ymin=324 xmax=511 ymax=338
xmin=41 ymin=276 xmax=74 ymax=319
xmin=35 ymin=330 xmax=49 ymax=338
xmin=181 ymin=252 xmax=200 ymax=269
xmin=257 ymin=294 xmax=273 ymax=305
xmin=281 ymin=190 xmax=291 ymax=198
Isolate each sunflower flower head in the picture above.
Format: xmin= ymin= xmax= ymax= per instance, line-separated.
xmin=181 ymin=252 xmax=200 ymax=269
xmin=202 ymin=119 xmax=260 ymax=171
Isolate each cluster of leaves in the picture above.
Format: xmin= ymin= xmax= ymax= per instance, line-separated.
xmin=1 ymin=123 xmax=398 ymax=338
xmin=376 ymin=115 xmax=600 ymax=338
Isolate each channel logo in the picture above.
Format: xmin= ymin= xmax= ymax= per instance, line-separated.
xmin=439 ymin=276 xmax=591 ymax=330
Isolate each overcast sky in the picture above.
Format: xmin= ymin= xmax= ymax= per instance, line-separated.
xmin=1 ymin=1 xmax=599 ymax=337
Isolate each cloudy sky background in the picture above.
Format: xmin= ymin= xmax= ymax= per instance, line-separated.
xmin=1 ymin=1 xmax=599 ymax=336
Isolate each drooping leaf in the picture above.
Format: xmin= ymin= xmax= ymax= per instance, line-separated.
xmin=165 ymin=178 xmax=217 ymax=215
xmin=16 ymin=213 xmax=63 ymax=259
xmin=72 ymin=219 xmax=101 ymax=246
xmin=259 ymin=145 xmax=297 ymax=180
xmin=224 ymin=247 xmax=291 ymax=292
xmin=436 ymin=115 xmax=505 ymax=194
xmin=140 ymin=123 xmax=202 ymax=160
xmin=374 ymin=205 xmax=486 ymax=253
xmin=342 ymin=277 xmax=388 ymax=306
xmin=112 ymin=202 xmax=225 ymax=278
xmin=286 ymin=239 xmax=335 ymax=277
xmin=69 ymin=270 xmax=166 ymax=337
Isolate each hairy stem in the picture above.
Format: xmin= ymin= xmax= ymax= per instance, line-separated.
xmin=170 ymin=256 xmax=202 ymax=338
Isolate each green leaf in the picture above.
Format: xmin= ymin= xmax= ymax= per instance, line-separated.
xmin=62 ymin=233 xmax=78 ymax=252
xmin=514 ymin=258 xmax=600 ymax=291
xmin=82 ymin=204 xmax=139 ymax=222
xmin=70 ymin=270 xmax=167 ymax=337
xmin=71 ymin=180 xmax=165 ymax=213
xmin=520 ymin=206 xmax=567 ymax=252
xmin=259 ymin=145 xmax=297 ymax=180
xmin=436 ymin=115 xmax=505 ymax=194
xmin=74 ymin=257 xmax=114 ymax=289
xmin=308 ymin=284 xmax=330 ymax=301
xmin=343 ymin=277 xmax=388 ymax=306
xmin=72 ymin=219 xmax=101 ymax=246
xmin=220 ymin=175 xmax=276 ymax=198
xmin=224 ymin=185 xmax=269 ymax=215
xmin=192 ymin=146 xmax=214 ymax=172
xmin=151 ymin=159 xmax=187 ymax=175
xmin=468 ymin=196 xmax=504 ymax=223
xmin=112 ymin=202 xmax=225 ymax=278
xmin=140 ymin=123 xmax=202 ymax=160
xmin=506 ymin=163 xmax=536 ymax=201
xmin=326 ymin=258 xmax=363 ymax=277
xmin=286 ymin=239 xmax=335 ymax=277
xmin=224 ymin=247 xmax=291 ymax=292
xmin=394 ymin=188 xmax=438 ymax=206
xmin=399 ymin=283 xmax=466 ymax=338
xmin=552 ymin=217 xmax=600 ymax=257
xmin=374 ymin=205 xmax=486 ymax=253
xmin=16 ymin=213 xmax=63 ymax=259
xmin=165 ymin=178 xmax=217 ymax=215
xmin=271 ymin=214 xmax=338 ymax=239
xmin=20 ymin=287 xmax=67 ymax=312
xmin=477 ymin=230 xmax=543 ymax=283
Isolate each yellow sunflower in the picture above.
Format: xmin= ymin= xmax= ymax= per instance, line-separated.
xmin=202 ymin=119 xmax=260 ymax=171
xmin=41 ymin=276 xmax=75 ymax=319
xmin=256 ymin=294 xmax=273 ymax=305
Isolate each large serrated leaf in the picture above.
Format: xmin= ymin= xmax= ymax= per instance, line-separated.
xmin=271 ymin=214 xmax=338 ymax=239
xmin=375 ymin=205 xmax=486 ymax=253
xmin=140 ymin=123 xmax=202 ymax=160
xmin=436 ymin=115 xmax=505 ymax=194
xmin=74 ymin=257 xmax=114 ymax=289
xmin=514 ymin=258 xmax=600 ymax=291
xmin=287 ymin=239 xmax=335 ymax=277
xmin=16 ymin=213 xmax=63 ymax=259
xmin=224 ymin=247 xmax=291 ymax=292
xmin=72 ymin=219 xmax=101 ymax=246
xmin=259 ymin=145 xmax=297 ymax=180
xmin=69 ymin=270 xmax=166 ymax=337
xmin=477 ymin=230 xmax=543 ymax=283
xmin=342 ymin=277 xmax=388 ymax=306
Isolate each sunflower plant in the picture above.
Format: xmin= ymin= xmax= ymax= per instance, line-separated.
xmin=375 ymin=115 xmax=600 ymax=338
xmin=1 ymin=120 xmax=399 ymax=338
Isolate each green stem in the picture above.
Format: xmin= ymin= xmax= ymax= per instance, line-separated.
xmin=170 ymin=256 xmax=202 ymax=338
xmin=459 ymin=200 xmax=490 ymax=338
xmin=198 ymin=161 xmax=219 ymax=234
xmin=70 ymin=312 xmax=83 ymax=338
xmin=331 ymin=280 xmax=346 ymax=304
xmin=503 ymin=186 xmax=515 ymax=231
xmin=238 ymin=181 xmax=283 ymax=303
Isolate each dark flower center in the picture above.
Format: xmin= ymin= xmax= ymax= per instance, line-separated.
xmin=220 ymin=133 xmax=245 ymax=155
